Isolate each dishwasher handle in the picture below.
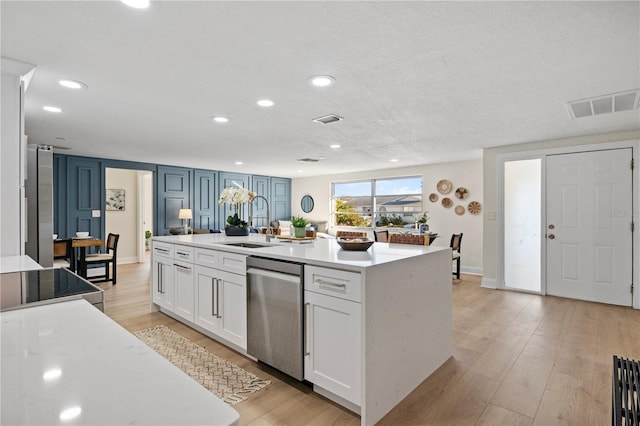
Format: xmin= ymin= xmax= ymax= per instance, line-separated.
xmin=247 ymin=267 xmax=301 ymax=284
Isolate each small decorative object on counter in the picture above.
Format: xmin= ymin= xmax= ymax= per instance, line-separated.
xmin=291 ymin=216 xmax=307 ymax=238
xmin=218 ymin=187 xmax=256 ymax=236
xmin=145 ymin=230 xmax=152 ymax=250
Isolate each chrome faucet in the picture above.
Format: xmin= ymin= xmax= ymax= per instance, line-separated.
xmin=251 ymin=195 xmax=273 ymax=242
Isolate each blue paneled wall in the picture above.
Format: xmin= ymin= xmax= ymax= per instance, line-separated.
xmin=53 ymin=154 xmax=290 ymax=239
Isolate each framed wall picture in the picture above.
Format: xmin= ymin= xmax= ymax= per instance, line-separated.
xmin=106 ymin=189 xmax=125 ymax=211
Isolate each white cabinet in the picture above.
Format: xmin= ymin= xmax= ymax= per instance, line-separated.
xmin=152 ymin=254 xmax=175 ymax=311
xmin=217 ymin=270 xmax=246 ymax=348
xmin=304 ymin=266 xmax=362 ymax=406
xmin=174 ymin=259 xmax=195 ymax=322
xmin=194 ymin=266 xmax=247 ymax=349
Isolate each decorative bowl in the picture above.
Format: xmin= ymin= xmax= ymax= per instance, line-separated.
xmin=76 ymin=232 xmax=89 ymax=238
xmin=169 ymin=227 xmax=183 ymax=235
xmin=337 ymin=237 xmax=374 ymax=251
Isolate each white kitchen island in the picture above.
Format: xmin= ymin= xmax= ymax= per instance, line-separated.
xmin=1 ymin=299 xmax=239 ymax=426
xmin=151 ymin=233 xmax=452 ymax=426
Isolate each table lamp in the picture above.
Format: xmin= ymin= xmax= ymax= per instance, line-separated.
xmin=178 ymin=209 xmax=192 ymax=235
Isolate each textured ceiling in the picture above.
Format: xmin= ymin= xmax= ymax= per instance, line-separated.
xmin=2 ymin=1 xmax=639 ymax=178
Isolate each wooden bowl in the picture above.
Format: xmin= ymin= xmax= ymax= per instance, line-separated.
xmin=337 ymin=237 xmax=374 ymax=251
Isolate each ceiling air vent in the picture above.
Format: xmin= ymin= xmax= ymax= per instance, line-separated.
xmin=567 ymin=89 xmax=640 ymax=119
xmin=312 ymin=114 xmax=343 ymax=124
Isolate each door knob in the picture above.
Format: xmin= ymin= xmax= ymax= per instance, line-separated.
xmin=548 ymin=224 xmax=555 ymax=230
xmin=548 ymin=234 xmax=555 ymax=239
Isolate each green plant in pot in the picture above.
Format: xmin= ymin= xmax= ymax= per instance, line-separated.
xmin=291 ymin=216 xmax=307 ymax=238
xmin=144 ymin=230 xmax=152 ymax=251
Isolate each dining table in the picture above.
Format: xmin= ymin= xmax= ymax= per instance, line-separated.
xmin=68 ymin=237 xmax=105 ymax=278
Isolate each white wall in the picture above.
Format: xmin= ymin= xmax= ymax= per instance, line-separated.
xmin=482 ymin=130 xmax=640 ymax=282
xmin=105 ymin=168 xmax=138 ymax=264
xmin=1 ymin=58 xmax=35 ymax=257
xmin=142 ymin=172 xmax=153 ymax=237
xmin=292 ymin=159 xmax=484 ymax=275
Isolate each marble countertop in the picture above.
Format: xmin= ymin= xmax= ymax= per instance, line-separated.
xmin=1 ymin=299 xmax=239 ymax=426
xmin=0 ymin=255 xmax=43 ymax=273
xmin=153 ymin=233 xmax=448 ymax=271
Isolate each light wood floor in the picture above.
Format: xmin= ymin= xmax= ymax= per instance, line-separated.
xmin=99 ymin=259 xmax=640 ymax=426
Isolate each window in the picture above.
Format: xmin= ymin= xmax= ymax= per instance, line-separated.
xmin=332 ymin=176 xmax=423 ymax=228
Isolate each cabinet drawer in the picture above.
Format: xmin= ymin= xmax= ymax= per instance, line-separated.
xmin=194 ymin=248 xmax=219 ymax=269
xmin=152 ymin=241 xmax=174 ymax=258
xmin=174 ymin=245 xmax=195 ymax=263
xmin=218 ymin=252 xmax=246 ymax=275
xmin=305 ymin=266 xmax=361 ymax=303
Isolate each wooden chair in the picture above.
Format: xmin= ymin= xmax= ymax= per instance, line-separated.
xmin=373 ymin=230 xmax=389 ymax=242
xmin=53 ymin=238 xmax=73 ymax=269
xmin=83 ymin=233 xmax=119 ymax=284
xmin=388 ymin=233 xmax=428 ymax=246
xmin=336 ymin=231 xmax=367 ymax=238
xmin=451 ymin=233 xmax=463 ymax=279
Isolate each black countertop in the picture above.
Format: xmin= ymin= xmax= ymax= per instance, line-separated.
xmin=0 ymin=268 xmax=103 ymax=312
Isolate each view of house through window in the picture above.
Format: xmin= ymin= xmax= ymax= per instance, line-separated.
xmin=332 ymin=176 xmax=423 ymax=227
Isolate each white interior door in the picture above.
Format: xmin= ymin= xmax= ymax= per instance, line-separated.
xmin=546 ymin=148 xmax=633 ymax=306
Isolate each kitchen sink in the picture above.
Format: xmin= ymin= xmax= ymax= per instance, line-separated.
xmin=215 ymin=242 xmax=274 ymax=249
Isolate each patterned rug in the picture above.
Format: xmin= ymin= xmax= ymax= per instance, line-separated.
xmin=134 ymin=325 xmax=270 ymax=405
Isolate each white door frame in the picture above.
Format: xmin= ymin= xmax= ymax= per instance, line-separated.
xmin=496 ymin=139 xmax=639 ymax=309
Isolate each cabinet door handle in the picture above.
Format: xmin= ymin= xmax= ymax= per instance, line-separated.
xmin=315 ymin=279 xmax=346 ymax=289
xmin=174 ymin=263 xmax=191 ymax=271
xmin=176 ymin=251 xmax=189 ymax=257
xmin=155 ymin=248 xmax=169 ymax=254
xmin=211 ymin=277 xmax=216 ymax=318
xmin=304 ymin=302 xmax=311 ymax=357
xmin=159 ymin=263 xmax=163 ymax=294
xmin=216 ymin=278 xmax=221 ymax=319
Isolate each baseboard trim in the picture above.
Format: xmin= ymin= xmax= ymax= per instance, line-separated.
xmin=461 ymin=266 xmax=482 ymax=276
xmin=481 ymin=277 xmax=497 ymax=289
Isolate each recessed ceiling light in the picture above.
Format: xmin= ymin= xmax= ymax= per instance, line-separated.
xmin=297 ymin=169 xmax=304 ymax=173
xmin=58 ymin=79 xmax=87 ymax=89
xmin=257 ymin=99 xmax=274 ymax=107
xmin=43 ymin=106 xmax=62 ymax=113
xmin=390 ymin=158 xmax=399 ymax=162
xmin=235 ymin=161 xmax=243 ymax=165
xmin=120 ymin=0 xmax=150 ymax=9
xmin=329 ymin=144 xmax=341 ymax=149
xmin=308 ymin=75 xmax=335 ymax=87
xmin=212 ymin=116 xmax=229 ymax=123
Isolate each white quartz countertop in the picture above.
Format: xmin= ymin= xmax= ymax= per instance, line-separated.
xmin=153 ymin=234 xmax=448 ymax=271
xmin=1 ymin=299 xmax=239 ymax=426
xmin=0 ymin=255 xmax=43 ymax=273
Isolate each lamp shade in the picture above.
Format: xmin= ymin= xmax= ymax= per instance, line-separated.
xmin=178 ymin=209 xmax=192 ymax=220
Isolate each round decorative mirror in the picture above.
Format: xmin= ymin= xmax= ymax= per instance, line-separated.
xmin=301 ymin=195 xmax=314 ymax=213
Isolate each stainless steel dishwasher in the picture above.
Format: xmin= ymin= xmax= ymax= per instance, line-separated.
xmin=246 ymin=256 xmax=304 ymax=380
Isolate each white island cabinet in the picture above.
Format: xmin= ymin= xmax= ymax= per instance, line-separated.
xmin=304 ymin=265 xmax=362 ymax=408
xmin=151 ymin=234 xmax=452 ymax=426
xmin=152 ymin=242 xmax=248 ymax=351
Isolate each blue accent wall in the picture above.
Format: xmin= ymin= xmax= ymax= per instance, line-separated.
xmin=53 ymin=154 xmax=290 ymax=237
xmin=194 ymin=169 xmax=218 ymax=231
xmin=157 ymin=166 xmax=192 ymax=235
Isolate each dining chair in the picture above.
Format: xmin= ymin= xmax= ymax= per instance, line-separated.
xmin=388 ymin=233 xmax=429 ymax=245
xmin=373 ymin=230 xmax=389 ymax=242
xmin=83 ymin=233 xmax=120 ymax=285
xmin=53 ymin=238 xmax=73 ymax=269
xmin=336 ymin=231 xmax=367 ymax=238
xmin=450 ymin=233 xmax=463 ymax=280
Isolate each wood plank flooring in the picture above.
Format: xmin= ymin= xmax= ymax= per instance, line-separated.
xmin=98 ymin=258 xmax=640 ymax=425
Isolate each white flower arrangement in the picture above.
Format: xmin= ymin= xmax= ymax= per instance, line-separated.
xmin=218 ymin=187 xmax=256 ymax=227
xmin=218 ymin=187 xmax=256 ymax=207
